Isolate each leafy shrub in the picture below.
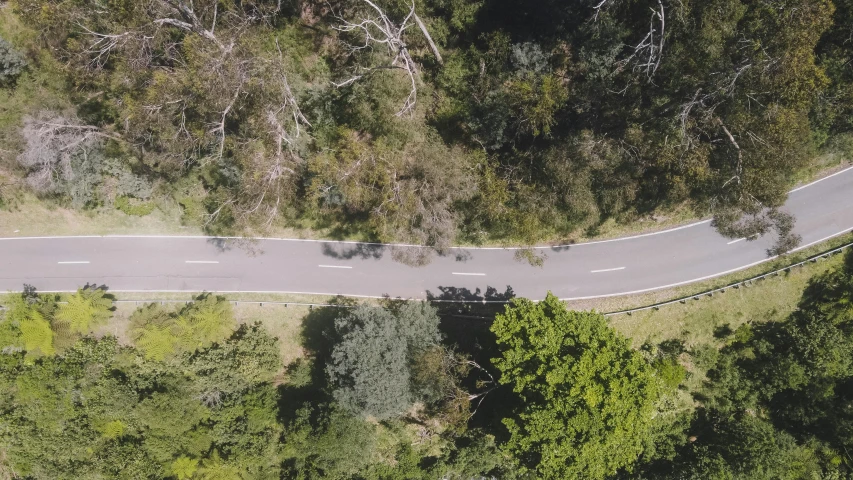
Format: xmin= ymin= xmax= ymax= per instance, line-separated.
xmin=115 ymin=195 xmax=155 ymax=216
xmin=0 ymin=36 xmax=26 ymax=86
xmin=104 ymin=158 xmax=154 ymax=200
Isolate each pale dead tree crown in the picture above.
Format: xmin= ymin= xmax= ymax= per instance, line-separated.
xmin=595 ymin=0 xmax=666 ymax=82
xmin=331 ymin=0 xmax=443 ymax=117
xmin=16 ymin=113 xmax=109 ymax=194
xmin=204 ymin=39 xmax=313 ymax=231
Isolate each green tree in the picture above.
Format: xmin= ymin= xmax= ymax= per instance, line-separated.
xmin=327 ymin=303 xmax=442 ymax=419
xmin=0 ymin=36 xmax=26 ymax=86
xmin=281 ymin=405 xmax=378 ymax=478
xmin=491 ymin=293 xmax=662 ymax=479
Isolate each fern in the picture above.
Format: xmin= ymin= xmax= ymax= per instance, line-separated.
xmin=135 ymin=323 xmax=179 ymax=361
xmin=18 ymin=309 xmax=55 ymax=357
xmin=99 ymin=420 xmax=126 ymax=439
xmin=5 ymin=296 xmax=55 ymax=357
xmin=55 ymin=287 xmax=113 ymax=334
xmin=171 ymin=456 xmax=199 ymax=480
xmin=175 ymin=295 xmax=234 ymax=351
xmin=197 ymin=450 xmax=242 ymax=480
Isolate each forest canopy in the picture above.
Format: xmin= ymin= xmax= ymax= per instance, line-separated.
xmin=1 ymin=0 xmax=851 ymax=259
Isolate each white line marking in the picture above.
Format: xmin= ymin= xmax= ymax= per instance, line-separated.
xmin=318 ymin=265 xmax=353 ymax=269
xmin=727 ymin=238 xmax=745 ymax=245
xmin=591 ymin=267 xmax=626 ymax=273
xmin=9 ymin=227 xmax=850 ymax=301
xmin=789 ymin=165 xmax=853 ymax=193
xmin=561 ymin=226 xmax=853 ymax=301
xmin=57 ymin=261 xmax=90 ymax=264
xmin=452 ymin=272 xmax=486 ymax=276
xmin=185 ymin=261 xmax=219 ymax=264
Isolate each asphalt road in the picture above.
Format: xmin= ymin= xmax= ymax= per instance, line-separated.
xmin=2 ymin=167 xmax=853 ymax=301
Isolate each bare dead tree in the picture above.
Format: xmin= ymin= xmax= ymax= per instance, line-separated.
xmin=154 ymin=0 xmax=229 ymax=51
xmin=77 ymin=24 xmax=148 ymax=70
xmin=331 ymin=0 xmax=438 ymax=116
xmin=208 ymin=63 xmax=248 ymax=162
xmin=722 ymin=62 xmax=752 ymax=96
xmin=16 ymin=113 xmax=118 ymax=193
xmin=267 ymin=38 xmax=312 ymax=152
xmin=78 ymin=0 xmax=256 ymax=68
xmin=612 ymin=0 xmax=665 ymax=81
xmin=412 ymin=13 xmax=442 ymax=64
xmin=204 ymin=39 xmax=312 ymax=231
xmin=592 ymin=0 xmax=613 ymax=21
xmin=718 ymin=119 xmax=742 ymax=189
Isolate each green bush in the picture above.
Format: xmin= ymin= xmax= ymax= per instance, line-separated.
xmin=0 ymin=36 xmax=26 ymax=86
xmin=115 ymin=195 xmax=155 ymax=216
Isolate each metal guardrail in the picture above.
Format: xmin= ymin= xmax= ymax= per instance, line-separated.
xmin=603 ymin=239 xmax=853 ymax=317
xmin=112 ymin=299 xmax=357 ymax=309
xmin=1 ymin=240 xmax=851 ymax=316
xmin=0 ymin=299 xmax=356 ymax=311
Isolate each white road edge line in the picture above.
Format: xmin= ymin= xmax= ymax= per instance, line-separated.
xmin=727 ymin=238 xmax=745 ymax=245
xmin=185 ymin=261 xmax=219 ymax=264
xmin=789 ymin=165 xmax=853 ymax=193
xmin=452 ymin=272 xmax=486 ymax=276
xmin=560 ymin=226 xmax=853 ymax=301
xmin=318 ymin=265 xmax=353 ymax=269
xmin=57 ymin=261 xmax=90 ymax=264
xmin=590 ymin=267 xmax=626 ymax=273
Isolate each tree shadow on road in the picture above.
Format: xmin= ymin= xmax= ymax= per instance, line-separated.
xmin=206 ymin=237 xmax=264 ymax=256
xmin=321 ymin=242 xmax=385 ymax=260
xmin=427 ymin=285 xmax=515 ymax=317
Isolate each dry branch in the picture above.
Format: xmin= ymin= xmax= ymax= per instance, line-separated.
xmin=332 ymin=0 xmax=437 ymax=116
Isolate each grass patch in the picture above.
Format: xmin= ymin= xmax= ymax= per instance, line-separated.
xmin=607 ymin=252 xmax=843 ymax=349
xmin=0 ymin=191 xmax=199 ymax=236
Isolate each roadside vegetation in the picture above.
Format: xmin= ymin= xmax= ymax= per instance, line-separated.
xmin=2 ymin=0 xmax=853 ymax=477
xmin=1 ymin=0 xmax=852 ymax=260
xmin=1 ymin=248 xmax=852 ymax=478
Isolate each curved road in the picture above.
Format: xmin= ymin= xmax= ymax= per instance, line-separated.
xmin=2 ymin=167 xmax=853 ymax=301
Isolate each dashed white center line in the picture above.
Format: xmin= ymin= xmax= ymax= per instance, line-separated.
xmin=185 ymin=261 xmax=219 ymax=264
xmin=590 ymin=267 xmax=626 ymax=273
xmin=728 ymin=233 xmax=760 ymax=245
xmin=452 ymin=272 xmax=486 ymax=276
xmin=57 ymin=261 xmax=90 ymax=264
xmin=318 ymin=265 xmax=353 ymax=269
